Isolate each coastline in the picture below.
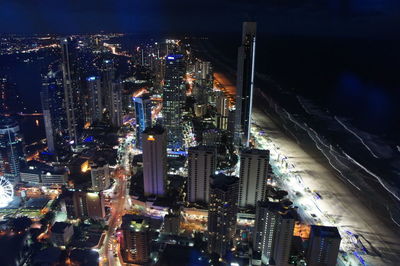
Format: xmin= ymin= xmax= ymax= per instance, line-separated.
xmin=251 ymin=87 xmax=400 ymax=265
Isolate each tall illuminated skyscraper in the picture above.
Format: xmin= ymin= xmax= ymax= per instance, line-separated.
xmin=133 ymin=94 xmax=152 ymax=149
xmin=87 ymin=76 xmax=103 ymax=123
xmin=100 ymin=59 xmax=115 ymax=111
xmin=0 ymin=116 xmax=25 ymax=184
xmin=238 ymin=149 xmax=269 ymax=208
xmin=235 ymin=22 xmax=256 ymax=147
xmin=109 ymin=82 xmax=123 ymax=127
xmin=41 ymin=69 xmax=67 ymax=153
xmin=142 ymin=126 xmax=167 ymax=197
xmin=162 ymin=54 xmax=186 ymax=150
xmin=61 ymin=38 xmax=80 ymax=145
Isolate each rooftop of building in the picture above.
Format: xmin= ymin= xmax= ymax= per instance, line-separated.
xmin=188 ymin=145 xmax=217 ymax=153
xmin=143 ymin=125 xmax=165 ymax=135
xmin=21 ymin=160 xmax=67 ymax=175
xmin=52 ymin=222 xmax=72 ymax=234
xmin=311 ymin=225 xmax=341 ymax=239
xmin=210 ymin=173 xmax=238 ymax=191
xmin=157 ymin=244 xmax=208 ymax=266
xmin=240 ymin=148 xmax=270 ymax=156
xmin=121 ymin=214 xmax=149 ymax=231
xmin=24 ymin=197 xmax=49 ymax=209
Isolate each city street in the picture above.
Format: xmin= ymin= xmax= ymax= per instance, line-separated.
xmin=100 ymin=136 xmax=133 ymax=266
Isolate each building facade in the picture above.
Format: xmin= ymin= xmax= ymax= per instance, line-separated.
xmin=142 ymin=126 xmax=167 ymax=197
xmin=120 ymin=215 xmax=151 ymax=265
xmin=90 ymin=160 xmax=110 ymax=191
xmin=162 ymin=54 xmax=186 ymax=150
xmin=87 ymin=76 xmax=103 ymax=123
xmin=207 ymin=173 xmax=239 ymax=257
xmin=41 ymin=69 xmax=67 ymax=153
xmin=238 ymin=149 xmax=269 ymax=208
xmin=235 ymin=22 xmax=256 ymax=147
xmin=133 ymin=94 xmax=152 ymax=149
xmin=187 ymin=146 xmax=217 ymax=204
xmin=0 ymin=116 xmax=24 ymax=184
xmin=253 ymin=201 xmax=295 ymax=266
xmin=306 ymin=225 xmax=341 ymax=266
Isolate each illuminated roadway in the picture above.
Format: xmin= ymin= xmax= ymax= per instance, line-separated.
xmin=100 ymin=137 xmax=133 ymax=266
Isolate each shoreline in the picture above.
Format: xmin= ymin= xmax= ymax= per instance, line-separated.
xmin=252 ymin=87 xmax=400 ymax=265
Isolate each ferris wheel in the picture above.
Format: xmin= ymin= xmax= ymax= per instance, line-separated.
xmin=0 ymin=176 xmax=13 ymax=208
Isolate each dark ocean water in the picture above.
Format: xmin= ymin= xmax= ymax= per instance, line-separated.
xmin=0 ymin=51 xmax=55 ymax=144
xmin=193 ymin=33 xmax=400 ymax=224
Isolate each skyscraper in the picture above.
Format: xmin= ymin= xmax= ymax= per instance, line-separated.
xmin=207 ymin=173 xmax=239 ymax=257
xmin=142 ymin=126 xmax=167 ymax=197
xmin=187 ymin=146 xmax=217 ymax=204
xmin=100 ymin=59 xmax=115 ymax=112
xmin=90 ymin=159 xmax=110 ymax=191
xmin=162 ymin=54 xmax=186 ymax=150
xmin=41 ymin=69 xmax=67 ymax=153
xmin=235 ymin=22 xmax=256 ymax=147
xmin=253 ymin=201 xmax=295 ymax=266
xmin=86 ymin=76 xmax=103 ymax=123
xmin=61 ymin=38 xmax=81 ymax=145
xmin=120 ymin=215 xmax=151 ymax=265
xmin=0 ymin=116 xmax=24 ymax=184
xmin=306 ymin=226 xmax=341 ymax=266
xmin=108 ymin=82 xmax=123 ymax=127
xmin=238 ymin=149 xmax=269 ymax=208
xmin=215 ymin=91 xmax=229 ymax=130
xmin=133 ymin=94 xmax=152 ymax=149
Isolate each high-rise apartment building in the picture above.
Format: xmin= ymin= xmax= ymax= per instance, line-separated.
xmin=90 ymin=159 xmax=110 ymax=191
xmin=72 ymin=191 xmax=106 ymax=219
xmin=187 ymin=146 xmax=217 ymax=203
xmin=253 ymin=201 xmax=295 ymax=266
xmin=238 ymin=149 xmax=269 ymax=208
xmin=109 ymin=82 xmax=123 ymax=127
xmin=61 ymin=38 xmax=81 ymax=145
xmin=208 ymin=173 xmax=239 ymax=257
xmin=142 ymin=126 xmax=167 ymax=197
xmin=120 ymin=215 xmax=151 ymax=265
xmin=306 ymin=226 xmax=341 ymax=266
xmin=235 ymin=22 xmax=256 ymax=147
xmin=0 ymin=116 xmax=24 ymax=184
xmin=41 ymin=69 xmax=67 ymax=154
xmin=162 ymin=54 xmax=186 ymax=150
xmin=133 ymin=94 xmax=152 ymax=149
xmin=87 ymin=76 xmax=103 ymax=123
xmin=215 ymin=91 xmax=229 ymax=130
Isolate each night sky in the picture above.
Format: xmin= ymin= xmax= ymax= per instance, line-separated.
xmin=1 ymin=0 xmax=400 ymax=37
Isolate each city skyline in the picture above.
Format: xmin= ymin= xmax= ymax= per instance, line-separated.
xmin=0 ymin=2 xmax=399 ymax=265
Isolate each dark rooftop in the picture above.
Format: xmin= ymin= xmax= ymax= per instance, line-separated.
xmin=210 ymin=173 xmax=238 ymax=191
xmin=52 ymin=222 xmax=72 ymax=234
xmin=143 ymin=125 xmax=165 ymax=135
xmin=157 ymin=244 xmax=208 ymax=266
xmin=311 ymin=225 xmax=341 ymax=239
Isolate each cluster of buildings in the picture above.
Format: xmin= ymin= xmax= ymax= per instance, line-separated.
xmin=0 ymin=23 xmax=344 ymax=266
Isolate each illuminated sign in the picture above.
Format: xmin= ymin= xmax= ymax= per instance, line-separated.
xmin=147 ymin=135 xmax=155 ymax=141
